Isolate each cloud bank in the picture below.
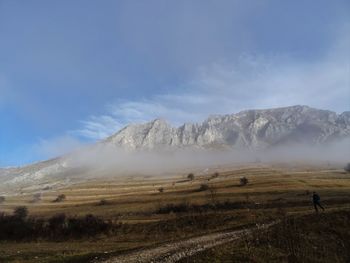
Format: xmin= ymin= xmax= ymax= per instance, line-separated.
xmin=66 ymin=138 xmax=350 ymax=177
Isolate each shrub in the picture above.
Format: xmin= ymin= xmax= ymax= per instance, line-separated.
xmin=158 ymin=187 xmax=164 ymax=193
xmin=208 ymin=187 xmax=218 ymax=205
xmin=155 ymin=200 xmax=247 ymax=214
xmin=240 ymin=176 xmax=249 ymax=186
xmin=199 ymin=184 xmax=209 ymax=191
xmin=0 ymin=196 xmax=5 ymax=203
xmin=98 ymin=199 xmax=109 ymax=206
xmin=344 ymin=163 xmax=350 ymax=173
xmin=48 ymin=213 xmax=67 ymax=237
xmin=156 ymin=202 xmax=191 ymax=214
xmin=0 ymin=209 xmax=114 ymax=241
xmin=53 ymin=194 xmax=66 ymax=202
xmin=187 ymin=173 xmax=195 ymax=181
xmin=66 ymin=214 xmax=110 ymax=238
xmin=13 ymin=206 xmax=28 ymax=219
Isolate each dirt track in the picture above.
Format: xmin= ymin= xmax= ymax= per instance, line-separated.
xmin=100 ymin=222 xmax=275 ymax=263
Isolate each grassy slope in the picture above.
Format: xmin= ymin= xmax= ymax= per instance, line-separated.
xmin=2 ymin=164 xmax=350 ymax=218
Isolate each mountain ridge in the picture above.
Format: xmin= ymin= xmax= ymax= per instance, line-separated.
xmin=105 ymin=105 xmax=350 ymax=150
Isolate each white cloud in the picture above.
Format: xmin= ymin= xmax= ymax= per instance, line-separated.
xmin=73 ymin=26 xmax=350 ymax=141
xmin=73 ymin=115 xmax=122 ymax=140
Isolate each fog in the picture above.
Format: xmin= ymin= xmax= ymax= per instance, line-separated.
xmin=66 ymin=139 xmax=350 ymax=176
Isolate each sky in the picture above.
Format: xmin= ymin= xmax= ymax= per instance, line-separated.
xmin=0 ymin=0 xmax=349 ymax=166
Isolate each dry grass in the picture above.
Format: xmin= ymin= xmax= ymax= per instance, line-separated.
xmin=2 ymin=164 xmax=349 ymax=217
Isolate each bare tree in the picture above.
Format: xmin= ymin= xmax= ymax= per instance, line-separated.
xmin=187 ymin=173 xmax=195 ymax=181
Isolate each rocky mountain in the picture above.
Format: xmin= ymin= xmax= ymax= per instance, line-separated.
xmin=1 ymin=105 xmax=349 ymax=194
xmin=105 ymin=105 xmax=350 ymax=150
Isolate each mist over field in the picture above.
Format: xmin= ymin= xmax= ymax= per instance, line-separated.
xmin=67 ymin=139 xmax=350 ymax=176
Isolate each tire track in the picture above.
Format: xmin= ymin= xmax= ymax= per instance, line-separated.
xmin=100 ymin=222 xmax=276 ymax=263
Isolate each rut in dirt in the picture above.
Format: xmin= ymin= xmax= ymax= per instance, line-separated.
xmin=98 ymin=222 xmax=276 ymax=263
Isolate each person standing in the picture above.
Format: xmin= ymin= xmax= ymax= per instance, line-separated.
xmin=312 ymin=192 xmax=325 ymax=212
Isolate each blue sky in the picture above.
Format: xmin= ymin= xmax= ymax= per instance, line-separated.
xmin=0 ymin=0 xmax=349 ymax=166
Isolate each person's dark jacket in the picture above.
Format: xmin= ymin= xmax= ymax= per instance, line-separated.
xmin=313 ymin=193 xmax=320 ymax=203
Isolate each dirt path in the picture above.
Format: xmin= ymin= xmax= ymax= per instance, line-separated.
xmin=100 ymin=222 xmax=275 ymax=263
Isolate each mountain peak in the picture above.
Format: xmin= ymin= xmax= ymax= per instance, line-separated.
xmin=105 ymin=106 xmax=350 ymax=150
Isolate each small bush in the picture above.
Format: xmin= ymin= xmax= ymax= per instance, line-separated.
xmin=53 ymin=194 xmax=66 ymax=203
xmin=158 ymin=187 xmax=164 ymax=193
xmin=155 ymin=200 xmax=247 ymax=214
xmin=240 ymin=176 xmax=249 ymax=186
xmin=98 ymin=199 xmax=109 ymax=206
xmin=187 ymin=173 xmax=195 ymax=181
xmin=156 ymin=202 xmax=191 ymax=214
xmin=0 ymin=196 xmax=5 ymax=203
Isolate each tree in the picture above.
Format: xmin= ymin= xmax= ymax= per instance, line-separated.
xmin=13 ymin=206 xmax=28 ymax=219
xmin=212 ymin=172 xmax=219 ymax=178
xmin=240 ymin=176 xmax=249 ymax=186
xmin=187 ymin=173 xmax=195 ymax=181
xmin=53 ymin=194 xmax=66 ymax=203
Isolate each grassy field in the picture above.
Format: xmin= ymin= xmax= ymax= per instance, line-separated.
xmin=0 ymin=163 xmax=349 ymax=262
